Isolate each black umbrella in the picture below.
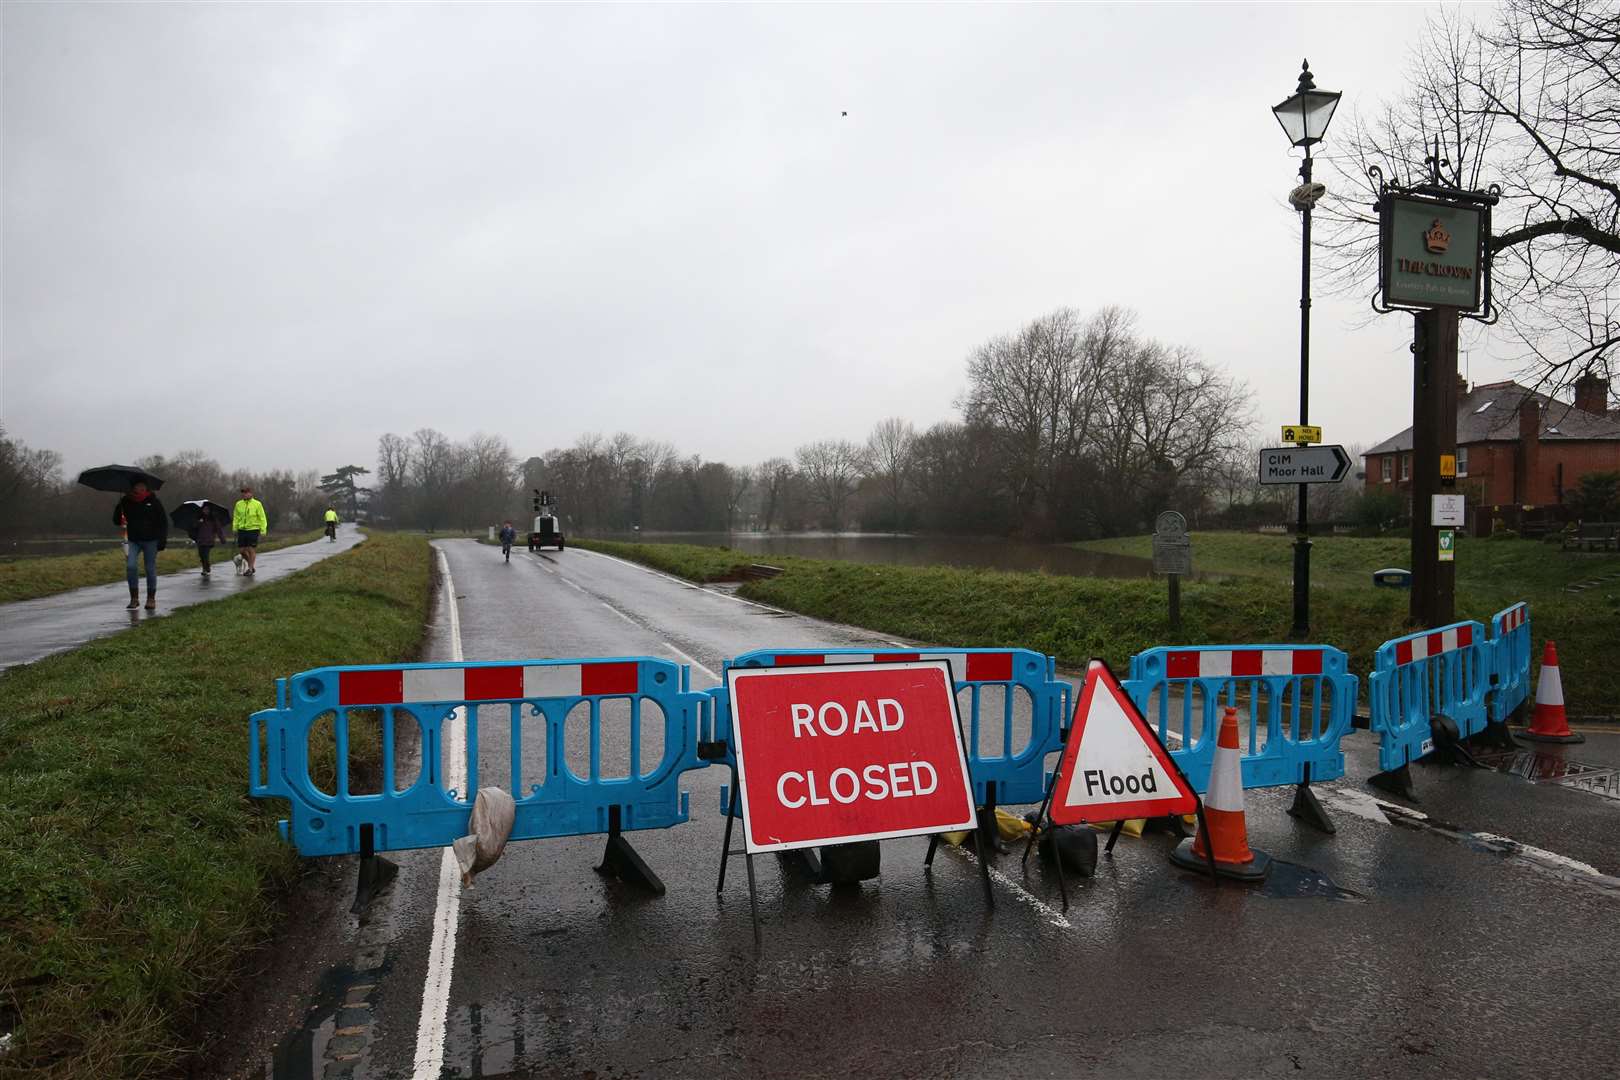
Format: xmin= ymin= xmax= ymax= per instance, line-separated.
xmin=76 ymin=464 xmax=165 ymax=493
xmin=170 ymin=499 xmax=230 ymax=532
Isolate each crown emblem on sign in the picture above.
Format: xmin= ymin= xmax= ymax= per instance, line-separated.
xmin=1424 ymin=219 xmax=1451 ymax=254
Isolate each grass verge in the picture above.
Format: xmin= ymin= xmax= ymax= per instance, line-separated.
xmin=572 ymin=538 xmax=764 ymax=581
xmin=0 ymin=530 xmax=434 ymax=1078
xmin=0 ymin=530 xmax=325 ymax=605
xmin=578 ymin=537 xmax=1620 ymax=714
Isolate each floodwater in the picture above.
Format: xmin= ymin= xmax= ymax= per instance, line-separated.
xmin=584 ymin=530 xmax=1188 ymax=581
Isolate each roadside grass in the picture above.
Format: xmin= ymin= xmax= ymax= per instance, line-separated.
xmin=0 ymin=530 xmax=433 ymax=1079
xmin=0 ymin=529 xmax=325 ymax=605
xmin=578 ymin=537 xmax=1620 ymax=714
xmin=1073 ymin=530 xmax=1611 ymax=596
xmin=572 ymin=538 xmax=766 ymax=581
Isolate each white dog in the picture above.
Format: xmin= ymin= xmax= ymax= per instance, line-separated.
xmin=233 ymin=552 xmax=246 ymax=575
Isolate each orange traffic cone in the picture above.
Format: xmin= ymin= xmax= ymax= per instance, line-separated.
xmin=1519 ymin=640 xmax=1584 ymax=744
xmin=1170 ymin=706 xmax=1271 ymax=881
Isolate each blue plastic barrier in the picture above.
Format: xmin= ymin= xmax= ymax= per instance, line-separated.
xmin=1367 ymin=621 xmax=1489 ymax=774
xmin=249 ymin=657 xmax=712 ymax=858
xmin=1123 ymin=645 xmax=1358 ymax=793
xmin=1488 ymin=602 xmax=1532 ymax=724
xmin=714 ymin=648 xmax=1071 ymax=808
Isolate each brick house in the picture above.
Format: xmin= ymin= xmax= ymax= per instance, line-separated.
xmin=1362 ymin=372 xmax=1620 ymax=532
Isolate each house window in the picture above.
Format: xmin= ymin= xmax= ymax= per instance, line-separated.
xmin=1381 ymin=457 xmax=1392 ymax=482
xmin=1457 ymin=446 xmax=1469 ymax=477
xmin=1401 ymin=454 xmax=1411 ymax=481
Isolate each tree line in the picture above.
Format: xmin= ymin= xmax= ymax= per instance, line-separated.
xmin=0 ymin=437 xmax=355 ymax=541
xmin=367 ymin=306 xmax=1270 ymax=539
xmin=8 ymin=304 xmax=1377 ymax=543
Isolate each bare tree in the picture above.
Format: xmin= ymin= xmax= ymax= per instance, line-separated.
xmin=411 ymin=428 xmax=456 ymax=530
xmin=1322 ymin=0 xmax=1619 ymax=396
xmin=755 ymin=458 xmax=795 ymax=531
xmin=795 ymin=440 xmax=864 ymax=529
xmin=0 ymin=427 xmax=62 ymax=538
xmin=727 ymin=464 xmax=753 ymax=531
xmin=863 ymin=417 xmax=916 ymax=530
xmin=959 ymin=307 xmax=1128 ymax=535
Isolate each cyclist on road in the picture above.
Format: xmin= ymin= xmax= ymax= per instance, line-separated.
xmin=323 ymin=506 xmax=339 ymax=541
xmin=499 ymin=520 xmax=517 ymax=562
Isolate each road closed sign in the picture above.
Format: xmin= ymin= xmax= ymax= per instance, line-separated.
xmin=727 ymin=661 xmax=977 ymax=853
xmin=1049 ymin=660 xmax=1197 ymax=825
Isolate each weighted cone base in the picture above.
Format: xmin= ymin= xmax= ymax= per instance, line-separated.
xmin=1038 ymin=825 xmax=1098 ymax=877
xmin=1169 ymin=838 xmax=1271 ymax=882
xmin=818 ymin=840 xmax=882 ymax=885
xmin=1517 ymin=729 xmax=1585 ymax=744
xmin=1478 ymin=720 xmax=1519 ymax=752
xmin=1368 ymin=764 xmax=1418 ymax=801
xmin=1286 ymin=782 xmax=1335 ymax=834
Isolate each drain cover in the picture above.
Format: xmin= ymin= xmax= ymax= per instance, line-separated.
xmin=1474 ymin=750 xmax=1620 ymax=801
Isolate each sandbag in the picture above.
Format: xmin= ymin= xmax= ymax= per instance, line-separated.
xmin=452 ymin=786 xmax=515 ymax=887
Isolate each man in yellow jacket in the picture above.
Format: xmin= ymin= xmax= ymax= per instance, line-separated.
xmin=233 ymin=485 xmax=269 ymax=577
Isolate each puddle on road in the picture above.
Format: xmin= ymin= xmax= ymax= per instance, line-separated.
xmin=268 ymin=963 xmax=377 ymax=1080
xmin=1474 ymin=749 xmax=1620 ymax=801
xmin=1257 ymin=861 xmax=1365 ymax=903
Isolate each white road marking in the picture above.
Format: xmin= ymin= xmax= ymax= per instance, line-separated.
xmin=1322 ymin=788 xmax=1391 ymax=824
xmin=560 ymin=578 xmax=586 ymax=594
xmin=1324 ymin=788 xmax=1615 ymax=883
xmin=662 ymin=640 xmax=719 ymax=682
xmin=599 ymin=600 xmax=637 ymax=626
xmin=572 ymin=547 xmax=783 ymax=611
xmin=950 ymin=846 xmax=1071 ymax=930
xmin=413 ymin=549 xmax=466 ymax=1079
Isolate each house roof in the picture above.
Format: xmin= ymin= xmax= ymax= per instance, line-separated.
xmin=1363 ymin=379 xmax=1620 ymax=457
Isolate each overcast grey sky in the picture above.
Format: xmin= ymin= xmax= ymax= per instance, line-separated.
xmin=5 ymin=1 xmax=1488 ymax=477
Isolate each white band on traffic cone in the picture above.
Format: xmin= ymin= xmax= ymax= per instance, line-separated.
xmin=1535 ymin=660 xmax=1564 ymax=707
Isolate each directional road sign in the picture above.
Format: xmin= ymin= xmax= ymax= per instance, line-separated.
xmin=1257 ymin=444 xmax=1352 ymax=485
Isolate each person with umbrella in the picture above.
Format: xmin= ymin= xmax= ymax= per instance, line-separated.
xmin=113 ymin=480 xmax=168 ymax=609
xmin=173 ymin=500 xmax=229 ymax=577
xmin=76 ymin=465 xmax=168 ymax=610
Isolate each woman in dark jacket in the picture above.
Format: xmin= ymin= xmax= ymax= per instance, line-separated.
xmin=191 ymin=512 xmax=228 ymax=577
xmin=115 ymin=480 xmax=168 ymax=610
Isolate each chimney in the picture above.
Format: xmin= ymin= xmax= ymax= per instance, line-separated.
xmin=1457 ymin=374 xmax=1469 ymax=397
xmin=1574 ymin=371 xmax=1610 ymax=415
xmin=1515 ymin=399 xmax=1540 ymax=504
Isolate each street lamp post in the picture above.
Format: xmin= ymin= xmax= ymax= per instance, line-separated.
xmin=1272 ymin=60 xmax=1341 ymax=639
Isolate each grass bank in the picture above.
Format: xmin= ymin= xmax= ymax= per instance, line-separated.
xmin=0 ymin=530 xmax=434 ymax=1078
xmin=575 ymin=537 xmax=1619 ymax=714
xmin=0 ymin=529 xmax=325 ymax=605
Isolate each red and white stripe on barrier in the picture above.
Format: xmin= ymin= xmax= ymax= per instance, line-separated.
xmin=337 ymin=661 xmax=640 ymax=706
xmin=1393 ymin=625 xmax=1475 ymax=666
xmin=764 ymin=651 xmax=1016 ymax=682
xmin=1164 ymin=649 xmax=1324 ymax=680
xmin=1498 ymin=603 xmax=1528 ymax=632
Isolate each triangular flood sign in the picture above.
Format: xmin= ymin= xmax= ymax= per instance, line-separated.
xmin=1050 ymin=659 xmax=1197 ymax=825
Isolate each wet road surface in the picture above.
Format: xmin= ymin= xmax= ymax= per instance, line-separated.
xmin=0 ymin=524 xmax=362 ymax=672
xmin=241 ymin=540 xmax=1620 ymax=1079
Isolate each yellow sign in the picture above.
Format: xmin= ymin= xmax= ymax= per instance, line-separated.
xmin=1440 ymin=453 xmax=1456 ymax=479
xmin=1282 ymin=425 xmax=1322 ymax=445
